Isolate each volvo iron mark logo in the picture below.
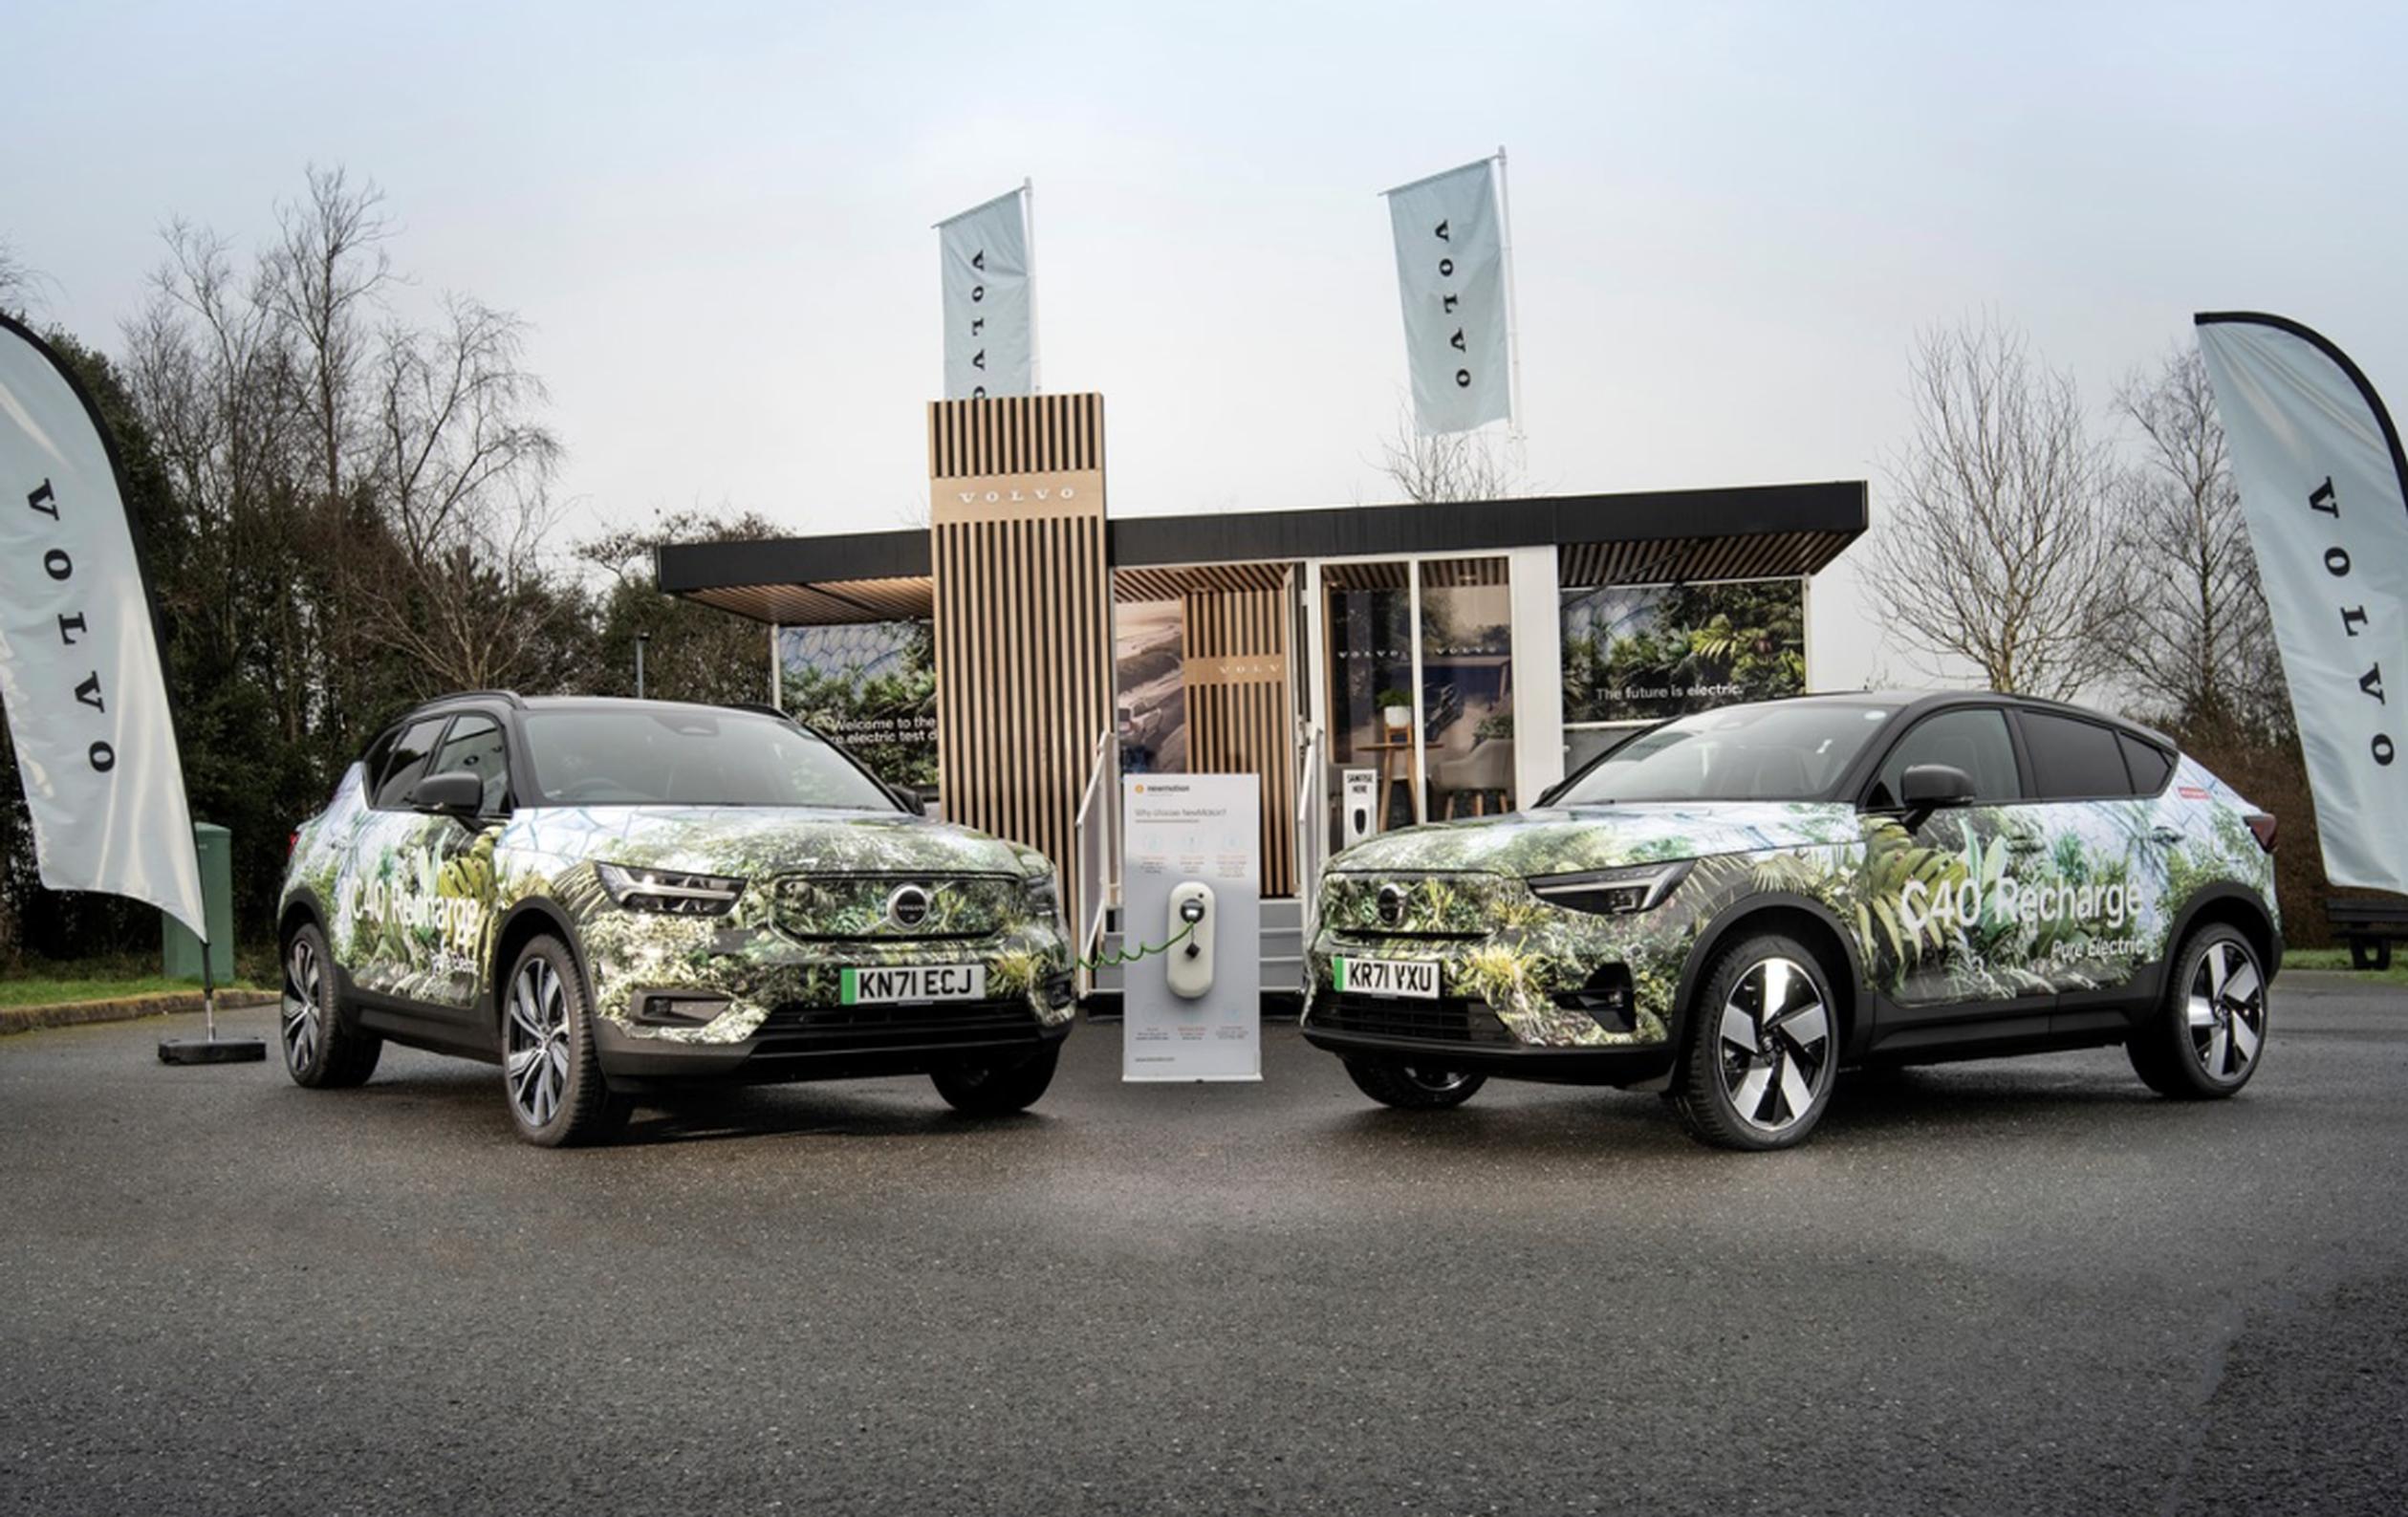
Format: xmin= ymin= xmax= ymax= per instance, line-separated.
xmin=1377 ymin=883 xmax=1407 ymax=929
xmin=886 ymin=884 xmax=933 ymax=930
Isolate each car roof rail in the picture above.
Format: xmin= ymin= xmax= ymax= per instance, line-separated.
xmin=434 ymin=689 xmax=528 ymax=709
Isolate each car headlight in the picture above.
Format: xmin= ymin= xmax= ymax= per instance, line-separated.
xmin=1023 ymin=870 xmax=1064 ymax=930
xmin=1528 ymin=859 xmax=1693 ymax=916
xmin=595 ymin=861 xmax=747 ymax=916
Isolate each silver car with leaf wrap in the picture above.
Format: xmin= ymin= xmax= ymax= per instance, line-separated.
xmin=1303 ymin=693 xmax=2280 ymax=1150
xmin=277 ymin=695 xmax=1074 ymax=1145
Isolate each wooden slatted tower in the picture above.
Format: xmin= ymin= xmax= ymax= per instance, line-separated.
xmin=925 ymin=393 xmax=1112 ymax=893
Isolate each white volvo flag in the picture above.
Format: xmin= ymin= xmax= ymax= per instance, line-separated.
xmin=0 ymin=313 xmax=205 ymax=938
xmin=938 ymin=186 xmax=1033 ymax=400
xmin=1384 ymin=156 xmax=1511 ymax=435
xmin=2197 ymin=312 xmax=2408 ymax=895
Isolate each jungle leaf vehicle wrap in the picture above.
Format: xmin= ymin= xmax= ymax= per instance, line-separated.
xmin=1301 ymin=693 xmax=2281 ymax=1149
xmin=277 ymin=695 xmax=1074 ymax=1145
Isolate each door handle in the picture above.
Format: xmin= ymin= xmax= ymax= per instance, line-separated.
xmin=2151 ymin=826 xmax=2183 ymax=847
xmin=2006 ymin=836 xmax=2045 ymax=854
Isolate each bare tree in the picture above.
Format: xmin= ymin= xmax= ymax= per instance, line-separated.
xmin=1373 ymin=401 xmax=1519 ymax=503
xmin=357 ymin=295 xmax=565 ymax=695
xmin=1870 ymin=317 xmax=2125 ymax=700
xmin=2110 ymin=344 xmax=2284 ymax=737
xmin=264 ymin=164 xmax=395 ymax=514
xmin=124 ymin=221 xmax=315 ymax=719
xmin=362 ymin=490 xmax=581 ymax=697
xmin=0 ymin=238 xmax=26 ymax=312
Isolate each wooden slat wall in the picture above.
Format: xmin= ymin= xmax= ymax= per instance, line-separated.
xmin=926 ymin=395 xmax=1111 ymax=899
xmin=1113 ymin=561 xmax=1293 ymax=603
xmin=928 ymin=392 xmax=1103 ymax=479
xmin=1182 ymin=581 xmax=1297 ymax=899
xmin=1558 ymin=531 xmax=1850 ymax=587
xmin=688 ymin=576 xmax=937 ymax=625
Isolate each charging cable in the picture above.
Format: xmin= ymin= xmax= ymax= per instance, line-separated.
xmin=1074 ymin=917 xmax=1197 ymax=972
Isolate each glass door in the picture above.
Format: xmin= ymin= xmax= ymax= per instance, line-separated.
xmin=1316 ymin=555 xmax=1514 ymax=851
xmin=1417 ymin=558 xmax=1516 ymax=820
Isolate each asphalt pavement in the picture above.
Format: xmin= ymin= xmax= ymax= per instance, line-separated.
xmin=3 ymin=974 xmax=2405 ymax=1515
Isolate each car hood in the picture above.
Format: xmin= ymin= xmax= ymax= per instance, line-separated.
xmin=509 ymin=805 xmax=1039 ymax=878
xmin=1328 ymin=801 xmax=1862 ymax=878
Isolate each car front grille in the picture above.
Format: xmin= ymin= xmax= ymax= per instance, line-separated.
xmin=1310 ymin=994 xmax=1519 ymax=1046
xmin=768 ymin=875 xmax=1018 ymax=943
xmin=753 ymin=999 xmax=1044 ymax=1054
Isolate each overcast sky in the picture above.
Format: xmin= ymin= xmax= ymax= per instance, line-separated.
xmin=8 ymin=0 xmax=2405 ymax=691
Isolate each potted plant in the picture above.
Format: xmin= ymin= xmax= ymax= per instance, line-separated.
xmin=1375 ymin=687 xmax=1412 ymax=733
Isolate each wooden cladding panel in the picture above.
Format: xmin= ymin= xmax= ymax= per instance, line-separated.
xmin=927 ymin=394 xmax=1110 ymax=901
xmin=688 ymin=577 xmax=936 ymax=625
xmin=1558 ymin=531 xmax=1850 ymax=588
xmin=1113 ymin=561 xmax=1293 ymax=603
xmin=1181 ymin=582 xmax=1297 ymax=899
xmin=928 ymin=393 xmax=1103 ymax=480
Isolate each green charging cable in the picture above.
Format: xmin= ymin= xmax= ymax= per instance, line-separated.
xmin=1074 ymin=918 xmax=1198 ymax=972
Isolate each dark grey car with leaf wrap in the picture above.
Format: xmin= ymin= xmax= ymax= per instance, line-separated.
xmin=277 ymin=695 xmax=1074 ymax=1145
xmin=1302 ymin=693 xmax=2281 ymax=1149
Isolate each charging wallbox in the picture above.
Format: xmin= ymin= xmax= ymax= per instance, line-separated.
xmin=1166 ymin=882 xmax=1215 ymax=999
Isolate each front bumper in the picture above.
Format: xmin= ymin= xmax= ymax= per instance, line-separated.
xmin=596 ymin=994 xmax=1072 ymax=1090
xmin=1300 ymin=987 xmax=1674 ymax=1087
xmin=578 ymin=894 xmax=1077 ymax=1050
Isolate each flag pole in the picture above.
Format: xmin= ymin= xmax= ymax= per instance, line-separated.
xmin=159 ymin=923 xmax=260 ymax=1064
xmin=1495 ymin=144 xmax=1527 ymax=461
xmin=1023 ymin=178 xmax=1040 ymax=395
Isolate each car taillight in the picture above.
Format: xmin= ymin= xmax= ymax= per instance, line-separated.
xmin=2245 ymin=813 xmax=2277 ymax=853
xmin=288 ymin=830 xmax=300 ymax=859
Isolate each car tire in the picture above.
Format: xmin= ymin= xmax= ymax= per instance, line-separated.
xmin=1342 ymin=1054 xmax=1486 ymax=1110
xmin=501 ymin=935 xmax=630 ymax=1147
xmin=1674 ymin=933 xmax=1841 ymax=1151
xmin=280 ymin=922 xmax=382 ymax=1088
xmin=2128 ymin=923 xmax=2268 ymax=1100
xmin=931 ymin=1043 xmax=1060 ymax=1116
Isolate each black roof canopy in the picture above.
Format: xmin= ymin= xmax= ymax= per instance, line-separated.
xmin=1108 ymin=481 xmax=1863 ymax=567
xmin=655 ymin=480 xmax=1867 ymax=624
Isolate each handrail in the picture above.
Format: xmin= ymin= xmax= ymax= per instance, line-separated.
xmin=1072 ymin=728 xmax=1116 ymax=998
xmin=1293 ymin=721 xmax=1325 ymax=941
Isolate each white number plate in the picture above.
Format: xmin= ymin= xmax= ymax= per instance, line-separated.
xmin=1334 ymin=957 xmax=1440 ymax=999
xmin=840 ymin=964 xmax=986 ymax=1005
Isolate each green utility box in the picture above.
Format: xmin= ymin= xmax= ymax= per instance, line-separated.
xmin=162 ymin=823 xmax=234 ymax=984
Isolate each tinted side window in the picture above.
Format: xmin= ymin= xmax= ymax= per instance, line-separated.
xmin=2021 ymin=712 xmax=2134 ymax=799
xmin=431 ymin=715 xmax=510 ymax=814
xmin=374 ymin=718 xmax=452 ymax=809
xmin=2119 ymin=734 xmax=2173 ymax=795
xmin=1872 ymin=708 xmax=2021 ymax=806
xmin=359 ymin=728 xmax=400 ymax=789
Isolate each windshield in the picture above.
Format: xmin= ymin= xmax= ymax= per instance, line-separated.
xmin=521 ymin=707 xmax=897 ymax=810
xmin=1555 ymin=702 xmax=1891 ymax=805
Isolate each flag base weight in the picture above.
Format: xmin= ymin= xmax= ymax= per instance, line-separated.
xmin=158 ymin=1035 xmax=266 ymax=1065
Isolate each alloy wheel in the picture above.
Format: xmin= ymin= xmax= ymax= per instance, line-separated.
xmin=282 ymin=937 xmax=322 ymax=1072
xmin=1715 ymin=955 xmax=1833 ymax=1134
xmin=2187 ymin=940 xmax=2266 ymax=1083
xmin=506 ymin=958 xmax=573 ymax=1129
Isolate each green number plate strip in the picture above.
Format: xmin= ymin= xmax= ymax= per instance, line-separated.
xmin=840 ymin=967 xmax=858 ymax=1006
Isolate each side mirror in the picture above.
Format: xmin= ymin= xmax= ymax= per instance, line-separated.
xmin=408 ymin=770 xmax=486 ymax=818
xmin=1899 ymin=764 xmax=1976 ymax=809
